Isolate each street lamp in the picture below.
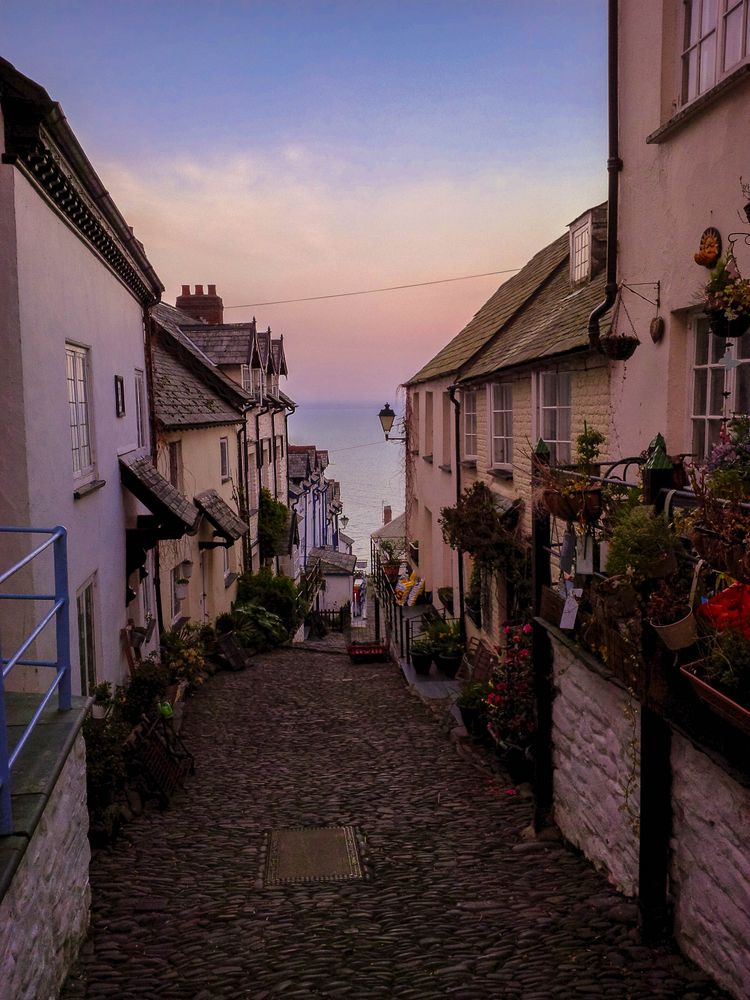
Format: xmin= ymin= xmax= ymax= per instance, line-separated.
xmin=340 ymin=514 xmax=349 ymax=529
xmin=378 ymin=403 xmax=406 ymax=442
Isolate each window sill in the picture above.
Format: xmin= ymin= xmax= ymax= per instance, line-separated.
xmin=409 ymin=448 xmax=419 ymax=456
xmin=73 ymin=478 xmax=106 ymax=500
xmin=221 ymin=476 xmax=231 ymax=484
xmin=422 ymin=454 xmax=433 ymax=464
xmin=438 ymin=463 xmax=452 ymax=473
xmin=647 ymin=63 xmax=750 ymax=144
xmin=488 ymin=467 xmax=514 ymax=481
xmin=460 ymin=459 xmax=477 ymax=468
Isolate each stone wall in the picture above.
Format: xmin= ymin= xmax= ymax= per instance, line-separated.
xmin=550 ymin=634 xmax=641 ymax=896
xmin=670 ymin=733 xmax=750 ymax=1000
xmin=0 ymin=732 xmax=90 ymax=1000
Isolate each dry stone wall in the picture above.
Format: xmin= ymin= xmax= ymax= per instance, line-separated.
xmin=550 ymin=634 xmax=641 ymax=896
xmin=0 ymin=732 xmax=90 ymax=1000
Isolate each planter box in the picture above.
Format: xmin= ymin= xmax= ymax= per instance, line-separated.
xmin=681 ymin=662 xmax=750 ymax=737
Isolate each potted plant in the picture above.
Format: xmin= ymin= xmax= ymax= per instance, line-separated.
xmin=702 ymin=253 xmax=750 ymax=339
xmin=645 ymin=576 xmax=698 ymax=651
xmin=486 ymin=623 xmax=535 ymax=782
xmin=605 ymin=505 xmax=681 ymax=581
xmin=410 ymin=635 xmax=435 ymax=676
xmin=378 ymin=539 xmax=405 ymax=583
xmin=90 ymin=681 xmax=113 ymax=720
xmin=541 ymin=424 xmax=606 ymax=523
xmin=681 ymin=627 xmax=750 ymax=736
xmin=426 ymin=619 xmax=463 ymax=677
xmin=456 ymin=681 xmax=490 ymax=739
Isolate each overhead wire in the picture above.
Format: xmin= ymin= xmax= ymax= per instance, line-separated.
xmin=223 ymin=266 xmax=521 ymax=310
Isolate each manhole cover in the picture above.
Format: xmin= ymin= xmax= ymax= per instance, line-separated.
xmin=263 ymin=825 xmax=364 ymax=886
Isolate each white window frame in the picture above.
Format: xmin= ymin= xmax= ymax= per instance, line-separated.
xmin=424 ymin=391 xmax=434 ymax=456
xmin=690 ymin=314 xmax=750 ymax=457
xmin=681 ymin=0 xmax=749 ymax=105
xmin=171 ymin=565 xmax=184 ymax=622
xmin=240 ymin=364 xmax=253 ymax=394
xmin=76 ymin=575 xmax=97 ymax=695
xmin=462 ymin=389 xmax=478 ymax=459
xmin=220 ymin=436 xmax=230 ymax=481
xmin=536 ymin=371 xmax=572 ymax=466
xmin=134 ymin=368 xmax=148 ymax=449
xmin=66 ymin=343 xmax=95 ymax=482
xmin=489 ymin=381 xmax=514 ymax=469
xmin=570 ymin=219 xmax=592 ymax=284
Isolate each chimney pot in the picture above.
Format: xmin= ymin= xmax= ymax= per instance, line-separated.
xmin=383 ymin=505 xmax=392 ymax=525
xmin=207 ymin=284 xmax=217 ymax=295
xmin=181 ymin=284 xmax=190 ymax=296
xmin=195 ymin=284 xmax=204 ymax=295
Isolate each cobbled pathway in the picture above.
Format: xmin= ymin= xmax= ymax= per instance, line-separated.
xmin=62 ymin=646 xmax=728 ymax=999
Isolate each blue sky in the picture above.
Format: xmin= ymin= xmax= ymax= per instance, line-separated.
xmin=2 ymin=1 xmax=608 ymax=401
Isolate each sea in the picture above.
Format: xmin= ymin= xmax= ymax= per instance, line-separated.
xmin=288 ymin=401 xmax=405 ymax=568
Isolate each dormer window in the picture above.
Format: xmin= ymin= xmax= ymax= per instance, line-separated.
xmin=570 ymin=218 xmax=591 ymax=284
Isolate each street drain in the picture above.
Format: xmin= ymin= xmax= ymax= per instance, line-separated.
xmin=262 ymin=825 xmax=364 ymax=886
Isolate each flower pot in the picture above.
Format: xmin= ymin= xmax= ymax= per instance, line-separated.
xmin=599 ymin=332 xmax=640 ymax=361
xmin=707 ymin=310 xmax=750 ymax=339
xmin=437 ymin=653 xmax=462 ymax=679
xmin=649 ymin=609 xmax=697 ymax=651
xmin=681 ymin=662 xmax=750 ymax=737
xmin=410 ymin=650 xmax=433 ymax=676
xmin=91 ymin=703 xmax=109 ymax=720
xmin=179 ymin=559 xmax=194 ymax=580
xmin=175 ymin=581 xmax=189 ymax=600
xmin=542 ymin=487 xmax=602 ymax=523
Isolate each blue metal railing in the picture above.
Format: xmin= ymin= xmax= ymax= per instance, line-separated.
xmin=0 ymin=526 xmax=71 ymax=834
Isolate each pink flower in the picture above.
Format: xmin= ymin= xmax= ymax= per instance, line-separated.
xmin=522 ymin=623 xmax=532 ymax=635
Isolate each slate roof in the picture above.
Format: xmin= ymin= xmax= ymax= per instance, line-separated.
xmin=406 ymin=233 xmax=568 ymax=385
xmin=339 ymin=531 xmax=355 ymax=547
xmin=371 ymin=512 xmax=406 ymax=540
xmin=309 ymin=546 xmax=357 ymax=574
xmin=151 ymin=336 xmax=245 ymax=430
xmin=460 ymin=265 xmax=609 ymax=380
xmin=288 ymin=453 xmax=311 ymax=481
xmin=272 ymin=338 xmax=288 ymax=376
xmin=194 ymin=490 xmax=249 ymax=541
xmin=183 ymin=323 xmax=256 ymax=366
xmin=119 ymin=452 xmax=200 ymax=531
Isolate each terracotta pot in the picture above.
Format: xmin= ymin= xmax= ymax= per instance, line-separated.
xmin=681 ymin=662 xmax=750 ymax=737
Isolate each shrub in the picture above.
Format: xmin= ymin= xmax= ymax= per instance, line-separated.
xmin=119 ymin=658 xmax=171 ymax=725
xmin=231 ymin=603 xmax=288 ymax=651
xmin=82 ymin=715 xmax=132 ymax=814
xmin=236 ymin=568 xmax=300 ymax=633
xmin=159 ymin=627 xmax=207 ymax=691
xmin=605 ymin=506 xmax=681 ymax=581
xmin=258 ymin=487 xmax=290 ymax=561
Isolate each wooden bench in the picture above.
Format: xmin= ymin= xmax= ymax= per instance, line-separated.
xmin=457 ymin=636 xmax=499 ymax=684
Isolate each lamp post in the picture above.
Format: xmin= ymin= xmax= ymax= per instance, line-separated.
xmin=340 ymin=514 xmax=349 ymax=530
xmin=378 ymin=403 xmax=406 ymax=442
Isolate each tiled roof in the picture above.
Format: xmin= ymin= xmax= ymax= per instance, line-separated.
xmin=309 ymin=546 xmax=357 ymax=574
xmin=460 ymin=265 xmax=609 ymax=380
xmin=272 ymin=338 xmax=288 ymax=376
xmin=288 ymin=453 xmax=310 ymax=480
xmin=119 ymin=452 xmax=200 ymax=531
xmin=152 ymin=304 xmax=252 ymax=408
xmin=371 ymin=512 xmax=406 ymax=540
xmin=339 ymin=531 xmax=355 ymax=547
xmin=194 ymin=490 xmax=249 ymax=541
xmin=406 ymin=233 xmax=568 ymax=385
xmin=151 ymin=336 xmax=244 ymax=430
xmin=183 ymin=323 xmax=256 ymax=366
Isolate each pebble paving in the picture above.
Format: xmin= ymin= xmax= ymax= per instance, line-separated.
xmin=61 ymin=645 xmax=729 ymax=999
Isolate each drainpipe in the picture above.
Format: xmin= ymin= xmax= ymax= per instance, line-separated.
xmin=448 ymin=385 xmax=466 ymax=644
xmin=144 ymin=314 xmax=165 ymax=636
xmin=587 ymin=0 xmax=622 ymax=350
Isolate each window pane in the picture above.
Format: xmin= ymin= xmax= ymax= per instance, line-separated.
xmin=724 ymin=3 xmax=744 ymax=67
xmin=542 ymin=409 xmax=557 ymax=442
xmin=702 ymin=0 xmax=718 ymax=32
xmin=707 ymin=419 xmax=722 ymax=451
xmin=693 ymin=368 xmax=708 ymax=414
xmin=711 ymin=334 xmax=727 ymax=363
xmin=710 ymin=366 xmax=726 ymax=414
xmin=684 ymin=46 xmax=699 ymax=99
xmin=699 ymin=30 xmax=717 ymax=91
xmin=695 ymin=324 xmax=709 ymax=364
xmin=736 ymin=364 xmax=750 ymax=415
xmin=692 ymin=419 xmax=705 ymax=458
xmin=557 ymin=374 xmax=571 ymax=407
xmin=541 ymin=373 xmax=557 ymax=407
xmin=685 ymin=0 xmax=700 ymax=44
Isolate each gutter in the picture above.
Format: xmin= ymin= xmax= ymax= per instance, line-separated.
xmin=587 ymin=0 xmax=622 ymax=350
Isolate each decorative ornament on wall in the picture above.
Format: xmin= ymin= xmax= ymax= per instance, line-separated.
xmin=694 ymin=227 xmax=722 ymax=268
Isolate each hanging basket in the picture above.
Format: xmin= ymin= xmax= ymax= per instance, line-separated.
xmin=599 ymin=331 xmax=640 ymax=360
xmin=706 ymin=309 xmax=750 ymax=339
xmin=542 ymin=486 xmax=602 ymax=523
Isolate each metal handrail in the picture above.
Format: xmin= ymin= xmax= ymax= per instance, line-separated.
xmin=0 ymin=525 xmax=71 ymax=834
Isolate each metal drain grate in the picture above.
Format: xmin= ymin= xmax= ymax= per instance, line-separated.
xmin=263 ymin=825 xmax=364 ymax=886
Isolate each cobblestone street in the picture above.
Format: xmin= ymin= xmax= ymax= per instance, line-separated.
xmin=62 ymin=646 xmax=727 ymax=999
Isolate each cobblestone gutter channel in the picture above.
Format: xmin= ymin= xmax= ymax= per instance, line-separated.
xmin=61 ymin=646 xmax=728 ymax=999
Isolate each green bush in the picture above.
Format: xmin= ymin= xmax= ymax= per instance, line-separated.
xmin=258 ymin=487 xmax=290 ymax=561
xmin=236 ymin=568 xmax=300 ymax=633
xmin=82 ymin=715 xmax=132 ymax=813
xmin=232 ymin=603 xmax=288 ymax=651
xmin=119 ymin=658 xmax=171 ymax=725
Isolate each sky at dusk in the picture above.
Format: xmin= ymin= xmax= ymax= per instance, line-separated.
xmin=2 ymin=1 xmax=608 ymax=404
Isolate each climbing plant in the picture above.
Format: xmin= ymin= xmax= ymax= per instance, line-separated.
xmin=258 ymin=487 xmax=290 ymax=561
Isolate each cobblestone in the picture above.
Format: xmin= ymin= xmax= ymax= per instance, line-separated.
xmin=61 ymin=645 xmax=729 ymax=999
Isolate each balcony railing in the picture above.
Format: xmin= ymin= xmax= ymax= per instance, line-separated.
xmin=0 ymin=526 xmax=72 ymax=834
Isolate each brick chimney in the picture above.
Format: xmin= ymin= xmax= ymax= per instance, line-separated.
xmin=175 ymin=284 xmax=224 ymax=324
xmin=383 ymin=505 xmax=392 ymax=525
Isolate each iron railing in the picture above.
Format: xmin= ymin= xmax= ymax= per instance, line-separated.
xmin=0 ymin=526 xmax=72 ymax=834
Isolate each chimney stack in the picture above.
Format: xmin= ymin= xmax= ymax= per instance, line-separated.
xmin=383 ymin=505 xmax=392 ymax=525
xmin=175 ymin=284 xmax=224 ymax=324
